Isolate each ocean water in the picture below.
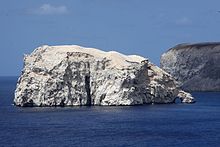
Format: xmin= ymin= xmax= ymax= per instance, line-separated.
xmin=0 ymin=77 xmax=219 ymax=147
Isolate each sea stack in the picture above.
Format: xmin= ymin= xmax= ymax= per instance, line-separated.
xmin=161 ymin=42 xmax=220 ymax=91
xmin=14 ymin=45 xmax=194 ymax=106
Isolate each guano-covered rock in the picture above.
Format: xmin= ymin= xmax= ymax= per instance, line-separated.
xmin=14 ymin=45 xmax=194 ymax=106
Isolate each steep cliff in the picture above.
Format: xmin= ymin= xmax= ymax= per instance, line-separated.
xmin=161 ymin=42 xmax=220 ymax=91
xmin=14 ymin=45 xmax=194 ymax=106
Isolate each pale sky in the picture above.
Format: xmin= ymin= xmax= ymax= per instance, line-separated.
xmin=1 ymin=0 xmax=220 ymax=76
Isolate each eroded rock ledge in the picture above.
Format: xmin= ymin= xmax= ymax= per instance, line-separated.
xmin=14 ymin=45 xmax=195 ymax=106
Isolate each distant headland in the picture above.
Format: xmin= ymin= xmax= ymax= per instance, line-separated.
xmin=161 ymin=42 xmax=220 ymax=92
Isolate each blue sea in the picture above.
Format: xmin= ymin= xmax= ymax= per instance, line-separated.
xmin=0 ymin=77 xmax=219 ymax=147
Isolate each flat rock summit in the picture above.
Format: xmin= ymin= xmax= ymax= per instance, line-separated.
xmin=161 ymin=42 xmax=220 ymax=91
xmin=14 ymin=45 xmax=194 ymax=106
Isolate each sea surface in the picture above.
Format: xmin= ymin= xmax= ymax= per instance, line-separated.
xmin=0 ymin=76 xmax=219 ymax=147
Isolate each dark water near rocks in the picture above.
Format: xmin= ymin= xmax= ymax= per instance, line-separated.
xmin=0 ymin=77 xmax=219 ymax=147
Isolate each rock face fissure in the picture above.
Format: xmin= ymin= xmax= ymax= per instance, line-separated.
xmin=85 ymin=75 xmax=92 ymax=106
xmin=14 ymin=45 xmax=195 ymax=106
xmin=161 ymin=42 xmax=220 ymax=92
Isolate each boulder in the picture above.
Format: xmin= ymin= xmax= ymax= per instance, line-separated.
xmin=14 ymin=45 xmax=195 ymax=106
xmin=161 ymin=42 xmax=220 ymax=91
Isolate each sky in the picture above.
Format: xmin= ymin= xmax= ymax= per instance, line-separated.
xmin=1 ymin=0 xmax=220 ymax=76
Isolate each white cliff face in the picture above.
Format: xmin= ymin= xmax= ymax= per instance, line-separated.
xmin=161 ymin=42 xmax=220 ymax=92
xmin=14 ymin=45 xmax=194 ymax=106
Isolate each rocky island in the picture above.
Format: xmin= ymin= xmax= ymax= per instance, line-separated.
xmin=161 ymin=42 xmax=220 ymax=91
xmin=14 ymin=45 xmax=194 ymax=106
